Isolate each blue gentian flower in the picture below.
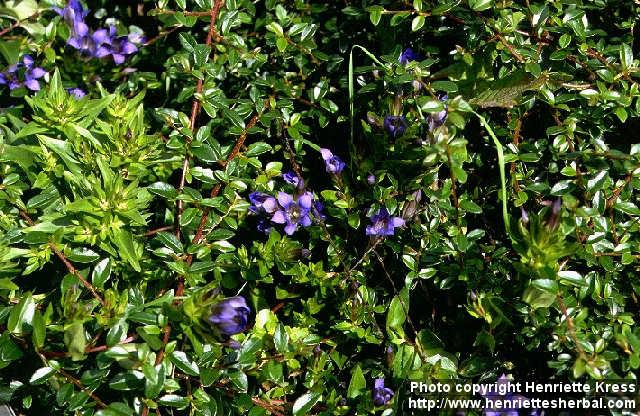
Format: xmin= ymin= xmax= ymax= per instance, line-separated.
xmin=0 ymin=55 xmax=46 ymax=91
xmin=320 ymin=148 xmax=345 ymax=174
xmin=283 ymin=171 xmax=304 ymax=189
xmin=313 ymin=200 xmax=326 ymax=221
xmin=544 ymin=198 xmax=562 ymax=230
xmin=57 ymin=1 xmax=143 ymax=64
xmin=208 ymin=296 xmax=251 ymax=336
xmin=383 ymin=115 xmax=408 ymax=138
xmin=373 ymin=378 xmax=394 ymax=405
xmin=271 ymin=191 xmax=313 ymax=235
xmin=67 ymin=87 xmax=86 ymax=99
xmin=107 ymin=26 xmax=140 ymax=64
xmin=366 ymin=207 xmax=405 ymax=236
xmin=67 ymin=27 xmax=112 ymax=59
xmin=398 ymin=48 xmax=417 ymax=65
xmin=249 ymin=192 xmax=278 ymax=214
xmin=54 ymin=0 xmax=89 ymax=38
xmin=248 ymin=191 xmax=278 ymax=233
xmin=427 ymin=93 xmax=448 ymax=131
xmin=520 ymin=207 xmax=529 ymax=225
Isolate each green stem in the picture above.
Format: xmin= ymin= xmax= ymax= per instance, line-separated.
xmin=473 ymin=111 xmax=511 ymax=237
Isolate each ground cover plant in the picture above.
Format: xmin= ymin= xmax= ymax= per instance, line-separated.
xmin=0 ymin=0 xmax=639 ymax=414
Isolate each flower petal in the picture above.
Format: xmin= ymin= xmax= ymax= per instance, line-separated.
xmin=298 ymin=192 xmax=312 ymax=210
xmin=24 ymin=78 xmax=40 ymax=91
xmin=319 ymin=148 xmax=332 ymax=161
xmin=277 ymin=191 xmax=293 ymax=208
xmin=271 ymin=210 xmax=286 ymax=224
xmin=284 ymin=222 xmax=297 ymax=235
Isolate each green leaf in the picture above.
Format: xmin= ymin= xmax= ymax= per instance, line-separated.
xmin=113 ymin=229 xmax=141 ymax=272
xmin=431 ymin=80 xmax=458 ymax=93
xmin=459 ymin=200 xmax=483 ymax=214
xmin=347 ymin=365 xmax=366 ymax=398
xmin=620 ymin=43 xmax=633 ymax=70
xmin=189 ymin=261 xmax=216 ymax=273
xmin=469 ymin=0 xmax=493 ymax=11
xmin=158 ymin=394 xmax=190 ymax=409
xmin=419 ymin=98 xmax=445 ymax=112
xmin=531 ymin=279 xmax=558 ymax=293
xmin=369 ymin=6 xmax=383 ymax=25
xmin=274 ymin=324 xmax=288 ymax=353
xmin=64 ymin=322 xmax=86 ymax=361
xmin=276 ymin=36 xmax=288 ymax=52
xmin=155 ymin=232 xmax=183 ymax=254
xmin=615 ymin=201 xmax=640 ymax=216
xmin=292 ymin=391 xmax=321 ymax=415
xmin=66 ymin=247 xmax=100 ymax=263
xmin=8 ymin=292 xmax=35 ymax=334
xmin=144 ymin=363 xmax=165 ymax=399
xmin=558 ymin=270 xmax=587 ymax=287
xmin=246 ymin=142 xmax=272 ymax=157
xmin=32 ymin=310 xmax=45 ymax=350
xmin=92 ymin=258 xmax=112 ymax=289
xmin=170 ymin=351 xmax=200 ymax=376
xmin=0 ymin=332 xmax=23 ymax=369
xmin=386 ymin=294 xmax=407 ymax=335
xmin=522 ymin=286 xmax=556 ymax=309
xmin=411 ymin=15 xmax=425 ymax=31
xmin=148 ymin=182 xmax=178 ymax=199
xmin=29 ymin=367 xmax=55 ymax=385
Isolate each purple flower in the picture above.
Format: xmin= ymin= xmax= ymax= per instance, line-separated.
xmin=248 ymin=191 xmax=278 ymax=233
xmin=57 ymin=1 xmax=144 ymax=64
xmin=107 ymin=26 xmax=139 ymax=64
xmin=271 ymin=192 xmax=313 ymax=235
xmin=520 ymin=207 xmax=529 ymax=225
xmin=54 ymin=0 xmax=89 ymax=38
xmin=320 ymin=148 xmax=345 ymax=174
xmin=548 ymin=198 xmax=562 ymax=230
xmin=373 ymin=378 xmax=394 ymax=406
xmin=0 ymin=55 xmax=46 ymax=91
xmin=208 ymin=296 xmax=251 ymax=336
xmin=366 ymin=207 xmax=405 ymax=236
xmin=383 ymin=115 xmax=407 ymax=138
xmin=68 ymin=27 xmax=112 ymax=59
xmin=427 ymin=93 xmax=448 ymax=131
xmin=399 ymin=48 xmax=418 ymax=65
xmin=313 ymin=200 xmax=326 ymax=221
xmin=481 ymin=375 xmax=539 ymax=416
xmin=67 ymin=87 xmax=86 ymax=99
xmin=249 ymin=192 xmax=278 ymax=215
xmin=367 ymin=174 xmax=375 ymax=185
xmin=283 ymin=171 xmax=304 ymax=189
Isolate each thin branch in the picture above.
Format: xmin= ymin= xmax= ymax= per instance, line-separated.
xmin=0 ymin=12 xmax=40 ymax=38
xmin=174 ymin=0 xmax=226 ymax=240
xmin=19 ymin=211 xmax=105 ymax=306
xmin=43 ymin=335 xmax=137 ymax=358
xmin=146 ymin=61 xmax=265 ymax=416
xmin=58 ymin=368 xmax=107 ymax=409
xmin=144 ymin=225 xmax=175 ymax=237
xmin=143 ymin=4 xmax=226 ymax=415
